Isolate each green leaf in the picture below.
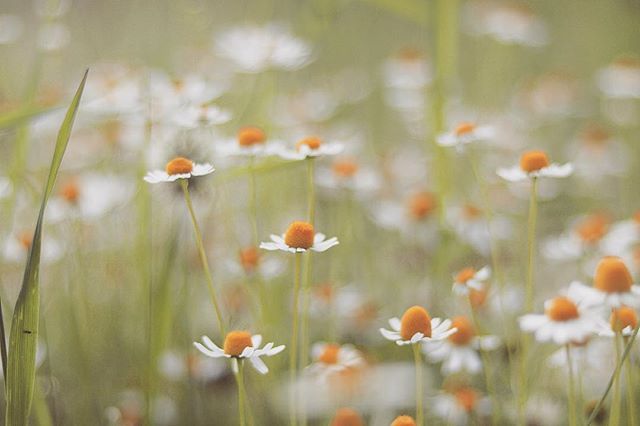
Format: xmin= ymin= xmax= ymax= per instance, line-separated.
xmin=5 ymin=69 xmax=88 ymax=425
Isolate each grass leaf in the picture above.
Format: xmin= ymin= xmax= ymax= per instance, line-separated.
xmin=5 ymin=69 xmax=88 ymax=425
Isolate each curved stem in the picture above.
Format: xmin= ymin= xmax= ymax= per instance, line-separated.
xmin=289 ymin=253 xmax=302 ymax=426
xmin=566 ymin=345 xmax=577 ymax=426
xmin=412 ymin=343 xmax=424 ymax=425
xmin=180 ymin=180 xmax=225 ymax=335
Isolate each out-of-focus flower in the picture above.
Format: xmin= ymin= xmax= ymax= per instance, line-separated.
xmin=37 ymin=22 xmax=70 ymax=52
xmin=225 ymin=246 xmax=284 ymax=278
xmin=316 ymin=158 xmax=380 ymax=196
xmin=260 ymin=221 xmax=339 ymax=253
xmin=542 ymin=213 xmax=611 ymax=262
xmin=277 ymin=136 xmax=344 ymax=160
xmin=0 ymin=14 xmax=23 ymax=44
xmin=370 ymin=191 xmax=439 ymax=244
xmin=0 ymin=176 xmax=11 ymax=199
xmin=193 ymin=331 xmax=284 ymax=374
xmin=600 ymin=212 xmax=640 ymax=257
xmin=452 ymin=266 xmax=490 ymax=296
xmin=216 ymin=127 xmax=282 ymax=157
xmin=214 ymin=24 xmax=313 ymax=73
xmin=597 ymin=56 xmax=640 ymax=99
xmin=391 ymin=415 xmax=416 ymax=426
xmin=437 ymin=122 xmax=494 ymax=151
xmin=447 ymin=203 xmax=511 ymax=255
xmin=568 ymin=124 xmax=628 ymax=181
xmin=568 ymin=257 xmax=640 ymax=308
xmin=83 ymin=63 xmax=143 ymax=115
xmin=330 ymin=407 xmax=364 ymax=426
xmin=3 ymin=230 xmax=64 ymax=264
xmin=609 ymin=305 xmax=638 ymax=336
xmin=172 ymin=103 xmax=231 ymax=128
xmin=423 ymin=316 xmax=500 ymax=374
xmin=433 ymin=385 xmax=491 ymax=426
xmin=144 ymin=157 xmax=214 ymax=184
xmin=380 ymin=305 xmax=457 ymax=346
xmin=514 ymin=73 xmax=578 ymax=119
xmin=497 ymin=150 xmax=573 ymax=182
xmin=307 ymin=343 xmax=364 ymax=379
xmin=382 ymin=47 xmax=432 ymax=90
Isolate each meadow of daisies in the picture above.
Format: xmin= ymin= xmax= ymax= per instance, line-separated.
xmin=1 ymin=0 xmax=640 ymax=425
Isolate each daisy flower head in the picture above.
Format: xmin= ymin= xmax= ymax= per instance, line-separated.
xmin=277 ymin=136 xmax=344 ymax=160
xmin=216 ymin=126 xmax=282 ymax=157
xmin=452 ymin=266 xmax=491 ymax=296
xmin=423 ymin=316 xmax=500 ymax=375
xmin=497 ymin=150 xmax=573 ymax=182
xmin=380 ymin=305 xmax=457 ymax=346
xmin=437 ymin=122 xmax=494 ymax=151
xmin=519 ymin=293 xmax=609 ymax=345
xmin=193 ymin=331 xmax=284 ymax=374
xmin=172 ymin=103 xmax=232 ymax=128
xmin=260 ymin=221 xmax=339 ymax=253
xmin=144 ymin=157 xmax=215 ymax=184
xmin=330 ymin=407 xmax=364 ymax=426
xmin=609 ymin=305 xmax=638 ymax=336
xmin=597 ymin=55 xmax=640 ymax=99
xmin=391 ymin=415 xmax=416 ymax=426
xmin=307 ymin=342 xmax=364 ymax=379
xmin=434 ymin=385 xmax=490 ymax=426
xmin=569 ymin=256 xmax=640 ymax=308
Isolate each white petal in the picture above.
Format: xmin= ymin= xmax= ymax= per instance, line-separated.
xmin=249 ymin=355 xmax=269 ymax=374
xmin=388 ymin=317 xmax=401 ymax=331
xmin=380 ymin=328 xmax=400 ymax=341
xmin=497 ymin=166 xmax=527 ymax=182
xmin=251 ymin=334 xmax=262 ymax=347
xmin=193 ymin=342 xmax=224 ymax=358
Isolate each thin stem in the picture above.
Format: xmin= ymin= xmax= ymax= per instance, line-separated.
xmin=306 ymin=158 xmax=316 ymax=226
xmin=412 ymin=343 xmax=424 ymax=425
xmin=610 ymin=334 xmax=622 ymax=426
xmin=248 ymin=155 xmax=259 ymax=247
xmin=566 ymin=345 xmax=577 ymax=426
xmin=0 ymin=297 xmax=7 ymax=382
xmin=525 ymin=178 xmax=538 ymax=312
xmin=236 ymin=360 xmax=247 ymax=426
xmin=289 ymin=253 xmax=302 ymax=426
xmin=180 ymin=180 xmax=225 ymax=335
xmin=624 ymin=336 xmax=637 ymax=426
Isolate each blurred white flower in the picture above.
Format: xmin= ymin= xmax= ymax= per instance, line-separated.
xmin=37 ymin=22 xmax=70 ymax=51
xmin=172 ymin=103 xmax=231 ymax=128
xmin=276 ymin=136 xmax=344 ymax=160
xmin=452 ymin=266 xmax=490 ymax=296
xmin=306 ymin=342 xmax=364 ymax=379
xmin=437 ymin=122 xmax=494 ymax=151
xmin=382 ymin=48 xmax=432 ymax=90
xmin=433 ymin=387 xmax=491 ymax=426
xmin=3 ymin=230 xmax=64 ymax=264
xmin=568 ymin=257 xmax=640 ymax=308
xmin=597 ymin=56 xmax=640 ymax=99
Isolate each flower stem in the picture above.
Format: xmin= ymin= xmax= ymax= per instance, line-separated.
xmin=566 ymin=345 xmax=577 ymax=426
xmin=610 ymin=334 xmax=622 ymax=426
xmin=624 ymin=336 xmax=637 ymax=426
xmin=306 ymin=158 xmax=316 ymax=226
xmin=236 ymin=360 xmax=247 ymax=426
xmin=180 ymin=180 xmax=225 ymax=335
xmin=524 ymin=178 xmax=538 ymax=313
xmin=412 ymin=343 xmax=424 ymax=425
xmin=248 ymin=155 xmax=259 ymax=247
xmin=289 ymin=253 xmax=302 ymax=426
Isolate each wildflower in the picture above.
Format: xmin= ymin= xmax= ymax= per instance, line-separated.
xmin=380 ymin=305 xmax=457 ymax=345
xmin=446 ymin=203 xmax=511 ymax=256
xmin=569 ymin=124 xmax=628 ymax=180
xmin=307 ymin=342 xmax=364 ymax=378
xmin=260 ymin=221 xmax=339 ymax=253
xmin=542 ymin=213 xmax=611 ymax=262
xmin=452 ymin=266 xmax=490 ymax=296
xmin=390 ymin=415 xmax=416 ymax=426
xmin=609 ymin=306 xmax=638 ymax=336
xmin=330 ymin=407 xmax=364 ymax=426
xmin=277 ymin=136 xmax=344 ymax=160
xmin=193 ymin=331 xmax=284 ymax=374
xmin=382 ymin=48 xmax=432 ymax=90
xmin=143 ymin=157 xmax=215 ymax=183
xmin=437 ymin=122 xmax=494 ymax=151
xmin=497 ymin=150 xmax=573 ymax=182
xmin=568 ymin=256 xmax=640 ymax=308
xmin=216 ymin=127 xmax=282 ymax=157
xmin=597 ymin=56 xmax=640 ymax=99
xmin=316 ymin=158 xmax=380 ymax=195
xmin=3 ymin=230 xmax=63 ymax=264
xmin=433 ymin=385 xmax=490 ymax=425
xmin=172 ymin=103 xmax=231 ymax=128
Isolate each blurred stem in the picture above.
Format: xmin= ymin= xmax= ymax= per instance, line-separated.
xmin=524 ymin=178 xmax=538 ymax=312
xmin=236 ymin=361 xmax=247 ymax=426
xmin=180 ymin=180 xmax=225 ymax=335
xmin=289 ymin=253 xmax=302 ymax=426
xmin=0 ymin=297 xmax=7 ymax=382
xmin=249 ymin=155 xmax=259 ymax=247
xmin=610 ymin=334 xmax=622 ymax=426
xmin=299 ymin=251 xmax=312 ymax=426
xmin=306 ymin=158 xmax=316 ymax=226
xmin=624 ymin=335 xmax=637 ymax=426
xmin=412 ymin=343 xmax=424 ymax=425
xmin=566 ymin=345 xmax=577 ymax=426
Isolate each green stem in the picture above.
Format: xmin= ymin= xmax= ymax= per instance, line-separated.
xmin=413 ymin=343 xmax=424 ymax=425
xmin=525 ymin=178 xmax=538 ymax=312
xmin=180 ymin=180 xmax=225 ymax=335
xmin=248 ymin=156 xmax=259 ymax=247
xmin=566 ymin=345 xmax=577 ymax=426
xmin=299 ymin=251 xmax=312 ymax=426
xmin=610 ymin=334 xmax=622 ymax=426
xmin=289 ymin=253 xmax=302 ymax=426
xmin=625 ymin=336 xmax=637 ymax=426
xmin=236 ymin=360 xmax=247 ymax=426
xmin=306 ymin=158 xmax=316 ymax=226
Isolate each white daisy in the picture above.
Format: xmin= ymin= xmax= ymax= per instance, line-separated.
xmin=172 ymin=104 xmax=232 ymax=128
xmin=433 ymin=387 xmax=491 ymax=426
xmin=260 ymin=221 xmax=339 ymax=253
xmin=497 ymin=150 xmax=573 ymax=182
xmin=597 ymin=56 xmax=640 ymax=99
xmin=215 ymin=127 xmax=282 ymax=158
xmin=437 ymin=122 xmax=495 ymax=151
xmin=452 ymin=266 xmax=491 ymax=296
xmin=382 ymin=47 xmax=432 ymax=90
xmin=144 ymin=157 xmax=214 ymax=184
xmin=567 ymin=257 xmax=640 ymax=308
xmin=193 ymin=331 xmax=284 ymax=375
xmin=306 ymin=342 xmax=364 ymax=378
xmin=379 ymin=305 xmax=457 ymax=346
xmin=276 ymin=136 xmax=344 ymax=160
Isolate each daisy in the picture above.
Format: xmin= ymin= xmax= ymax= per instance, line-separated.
xmin=446 ymin=203 xmax=511 ymax=256
xmin=216 ymin=127 xmax=282 ymax=158
xmin=316 ymin=158 xmax=380 ymax=196
xmin=597 ymin=56 xmax=640 ymax=99
xmin=433 ymin=386 xmax=491 ymax=426
xmin=225 ymin=246 xmax=284 ymax=279
xmin=277 ymin=136 xmax=344 ymax=160
xmin=437 ymin=122 xmax=495 ymax=151
xmin=497 ymin=150 xmax=573 ymax=182
xmin=379 ymin=305 xmax=457 ymax=346
xmin=423 ymin=316 xmax=500 ymax=375
xmin=568 ymin=124 xmax=629 ymax=181
xmin=390 ymin=415 xmax=417 ymax=426
xmin=307 ymin=342 xmax=364 ymax=378
xmin=568 ymin=256 xmax=640 ymax=308
xmin=3 ymin=230 xmax=64 ymax=265
xmin=542 ymin=213 xmax=610 ymax=262
xmin=370 ymin=191 xmax=439 ymax=245
xmin=382 ymin=47 xmax=432 ymax=90
xmin=143 ymin=157 xmax=215 ymax=184
xmin=519 ymin=294 xmax=609 ymax=345
xmin=600 ymin=212 xmax=640 ymax=257
xmin=172 ymin=103 xmax=232 ymax=128
xmin=193 ymin=331 xmax=284 ymax=374
xmin=452 ymin=266 xmax=491 ymax=296
xmin=329 ymin=407 xmax=364 ymax=426
xmin=609 ymin=305 xmax=638 ymax=337
xmin=260 ymin=221 xmax=339 ymax=253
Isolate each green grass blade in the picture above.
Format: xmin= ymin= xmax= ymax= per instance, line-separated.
xmin=5 ymin=69 xmax=88 ymax=425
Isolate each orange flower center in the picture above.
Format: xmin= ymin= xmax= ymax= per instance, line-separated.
xmin=391 ymin=415 xmax=416 ymax=426
xmin=456 ymin=267 xmax=476 ymax=284
xmin=519 ymin=150 xmax=550 ymax=173
xmin=60 ymin=180 xmax=80 ymax=203
xmin=284 ymin=221 xmax=315 ymax=249
xmin=448 ymin=316 xmax=476 ymax=346
xmin=332 ymin=159 xmax=359 ymax=178
xmin=633 ymin=210 xmax=640 ymax=224
xmin=397 ymin=47 xmax=422 ymax=61
xmin=101 ymin=119 xmax=122 ymax=144
xmin=18 ymin=231 xmax=33 ymax=250
xmin=400 ymin=306 xmax=432 ymax=340
xmin=296 ymin=136 xmax=322 ymax=151
xmin=223 ymin=331 xmax=253 ymax=356
xmin=331 ymin=408 xmax=364 ymax=426
xmin=239 ymin=247 xmax=260 ymax=272
xmin=576 ymin=214 xmax=609 ymax=244
xmin=610 ymin=306 xmax=638 ymax=332
xmin=594 ymin=256 xmax=633 ymax=293
xmin=545 ymin=296 xmax=580 ymax=322
xmin=318 ymin=343 xmax=340 ymax=364
xmin=582 ymin=125 xmax=609 ymax=147
xmin=454 ymin=387 xmax=478 ymax=412
xmin=454 ymin=122 xmax=476 ymax=137
xmin=314 ymin=283 xmax=334 ymax=303
xmin=469 ymin=287 xmax=489 ymax=309
xmin=165 ymin=157 xmax=193 ymax=175
xmin=407 ymin=191 xmax=436 ymax=220
xmin=237 ymin=127 xmax=266 ymax=147
xmin=462 ymin=204 xmax=482 ymax=220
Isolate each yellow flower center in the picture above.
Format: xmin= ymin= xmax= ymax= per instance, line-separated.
xmin=165 ymin=157 xmax=193 ymax=175
xmin=456 ymin=267 xmax=476 ymax=284
xmin=391 ymin=415 xmax=416 ymax=426
xmin=331 ymin=408 xmax=364 ymax=426
xmin=454 ymin=122 xmax=476 ymax=137
xmin=400 ymin=306 xmax=432 ymax=340
xmin=223 ymin=331 xmax=253 ymax=357
xmin=610 ymin=306 xmax=638 ymax=332
xmin=238 ymin=247 xmax=260 ymax=272
xmin=332 ymin=159 xmax=359 ymax=178
xmin=237 ymin=127 xmax=266 ymax=147
xmin=318 ymin=343 xmax=340 ymax=364
xmin=448 ymin=316 xmax=476 ymax=346
xmin=545 ymin=296 xmax=579 ymax=322
xmin=594 ymin=256 xmax=633 ymax=293
xmin=454 ymin=387 xmax=478 ymax=412
xmin=519 ymin=150 xmax=550 ymax=173
xmin=60 ymin=180 xmax=80 ymax=203
xmin=576 ymin=214 xmax=609 ymax=244
xmin=296 ymin=136 xmax=322 ymax=151
xmin=407 ymin=191 xmax=436 ymax=220
xmin=284 ymin=221 xmax=315 ymax=249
